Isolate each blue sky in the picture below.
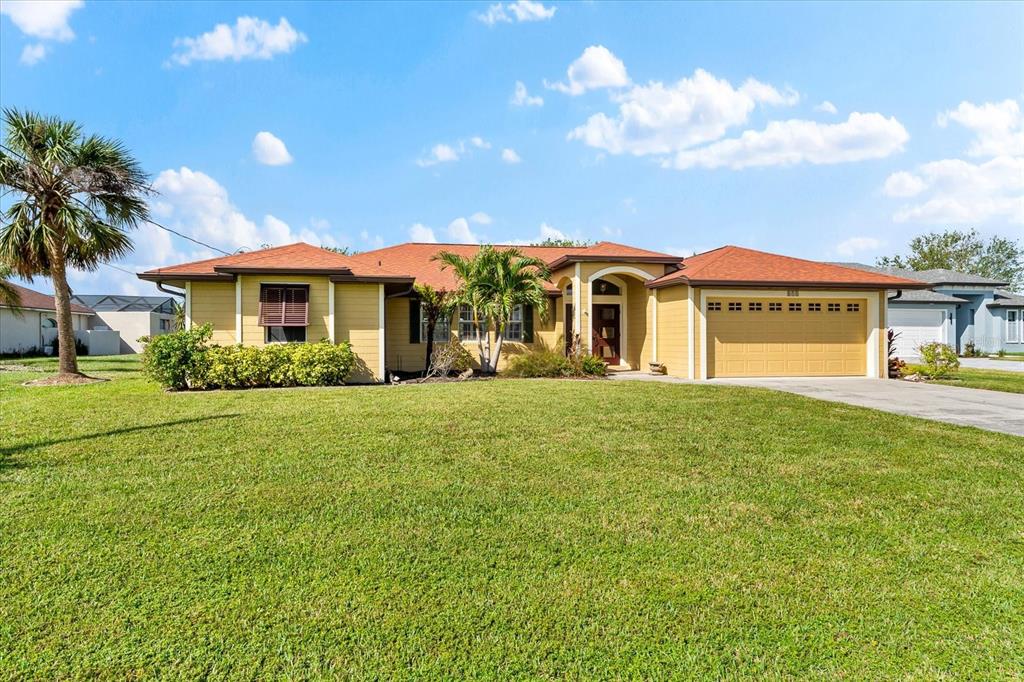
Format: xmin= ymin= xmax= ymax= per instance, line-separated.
xmin=1 ymin=0 xmax=1022 ymax=295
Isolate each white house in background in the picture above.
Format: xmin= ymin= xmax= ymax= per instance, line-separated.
xmin=0 ymin=283 xmax=98 ymax=355
xmin=836 ymin=263 xmax=1024 ymax=358
xmin=69 ymin=295 xmax=178 ymax=353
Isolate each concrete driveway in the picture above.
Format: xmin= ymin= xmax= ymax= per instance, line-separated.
xmin=713 ymin=377 xmax=1024 ymax=437
xmin=960 ymin=357 xmax=1024 ymax=372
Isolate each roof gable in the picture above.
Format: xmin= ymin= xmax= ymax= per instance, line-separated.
xmin=2 ymin=283 xmax=94 ymax=314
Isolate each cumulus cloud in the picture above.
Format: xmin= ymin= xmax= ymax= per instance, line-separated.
xmin=478 ymin=0 xmax=556 ymax=26
xmin=469 ymin=136 xmax=491 ymax=149
xmin=501 ymin=148 xmax=522 ymax=164
xmin=665 ymin=112 xmax=908 ymax=170
xmin=835 ymin=236 xmax=882 ymax=257
xmin=883 ymin=171 xmax=928 ymax=198
xmin=416 ymin=143 xmax=460 ymax=167
xmin=151 ymin=167 xmax=333 ymax=251
xmin=170 ymin=16 xmax=307 ymax=66
xmin=446 ymin=217 xmax=480 ymax=244
xmin=888 ymin=156 xmax=1024 ymax=225
xmin=568 ymin=68 xmax=799 ymax=155
xmin=815 ymin=100 xmax=838 ymax=115
xmin=409 ymin=223 xmax=438 ymax=242
xmin=251 ymin=131 xmax=293 ymax=166
xmin=546 ymin=45 xmax=629 ymax=96
xmin=469 ymin=212 xmax=493 ymax=225
xmin=511 ymin=80 xmax=543 ymax=107
xmin=937 ymin=99 xmax=1024 ymax=157
xmin=1 ymin=0 xmax=82 ymax=41
xmin=19 ymin=43 xmax=47 ymax=65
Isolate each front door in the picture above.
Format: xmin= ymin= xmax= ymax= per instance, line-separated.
xmin=565 ymin=303 xmax=574 ymax=354
xmin=592 ymin=304 xmax=621 ymax=364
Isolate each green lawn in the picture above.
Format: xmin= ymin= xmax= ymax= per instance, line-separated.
xmin=907 ymin=364 xmax=1024 ymax=394
xmin=2 ymin=357 xmax=1022 ymax=678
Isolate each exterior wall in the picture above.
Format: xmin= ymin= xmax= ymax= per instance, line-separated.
xmin=241 ymin=274 xmax=331 ymax=346
xmin=189 ymin=281 xmax=236 ymax=345
xmin=624 ymin=277 xmax=652 ymax=370
xmin=991 ymin=307 xmax=1024 ymax=352
xmin=655 ymin=285 xmax=689 ymax=378
xmin=1 ymin=309 xmax=93 ymax=354
xmin=693 ymin=287 xmax=702 ymax=379
xmin=579 ymin=261 xmax=666 ymax=369
xmin=89 ymin=310 xmax=164 ymax=353
xmin=334 ymin=283 xmax=382 ymax=383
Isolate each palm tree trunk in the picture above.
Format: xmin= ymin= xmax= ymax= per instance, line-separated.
xmin=48 ymin=253 xmax=80 ymax=376
xmin=424 ymin=319 xmax=435 ymax=375
xmin=491 ymin=329 xmax=504 ymax=374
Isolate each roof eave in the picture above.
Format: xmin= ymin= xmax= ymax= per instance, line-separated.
xmin=214 ymin=266 xmax=353 ymax=276
xmin=137 ymin=272 xmax=235 ymax=282
xmin=650 ymin=279 xmax=931 ymax=290
xmin=329 ymin=274 xmax=415 ymax=284
xmin=547 ymin=254 xmax=682 ymax=270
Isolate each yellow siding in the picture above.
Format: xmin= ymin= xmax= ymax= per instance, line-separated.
xmin=625 ymin=277 xmax=651 ymax=369
xmin=240 ymin=275 xmax=330 ymax=346
xmin=335 ymin=283 xmax=382 ymax=383
xmin=693 ymin=287 xmax=702 ymax=378
xmin=656 ymin=285 xmax=689 ymax=378
xmin=189 ymin=281 xmax=235 ymax=345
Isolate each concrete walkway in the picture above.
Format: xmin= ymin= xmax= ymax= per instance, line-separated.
xmin=960 ymin=357 xmax=1024 ymax=372
xmin=609 ymin=372 xmax=1024 ymax=437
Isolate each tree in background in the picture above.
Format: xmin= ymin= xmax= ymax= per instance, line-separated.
xmin=172 ymin=300 xmax=186 ymax=331
xmin=413 ymin=283 xmax=455 ymax=371
xmin=531 ymin=237 xmax=593 ymax=247
xmin=0 ymin=263 xmax=22 ymax=313
xmin=0 ymin=110 xmax=149 ymax=377
xmin=877 ymin=229 xmax=1024 ymax=290
xmin=434 ymin=245 xmax=550 ymax=374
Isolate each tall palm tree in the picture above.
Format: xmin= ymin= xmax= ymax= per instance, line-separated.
xmin=434 ymin=245 xmax=550 ymax=374
xmin=0 ymin=110 xmax=149 ymax=376
xmin=0 ymin=263 xmax=22 ymax=313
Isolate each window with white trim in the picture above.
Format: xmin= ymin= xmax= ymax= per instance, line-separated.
xmin=458 ymin=304 xmax=488 ymax=340
xmin=420 ymin=308 xmax=452 ymax=343
xmin=707 ymin=301 xmax=722 ymax=311
xmin=1008 ymin=310 xmax=1021 ymax=343
xmin=505 ymin=305 xmax=524 ymax=341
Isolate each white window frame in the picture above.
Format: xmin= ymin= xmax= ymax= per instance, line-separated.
xmin=420 ymin=308 xmax=452 ymax=343
xmin=458 ymin=304 xmax=487 ymax=340
xmin=1008 ymin=309 xmax=1021 ymax=343
xmin=506 ymin=305 xmax=524 ymax=342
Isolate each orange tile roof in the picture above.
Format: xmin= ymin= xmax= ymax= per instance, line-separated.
xmin=2 ymin=283 xmax=94 ymax=314
xmin=139 ymin=243 xmax=409 ymax=281
xmin=649 ymin=245 xmax=928 ymax=289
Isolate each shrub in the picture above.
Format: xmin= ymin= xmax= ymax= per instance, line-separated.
xmin=141 ymin=324 xmax=212 ymax=390
xmin=424 ymin=342 xmax=474 ymax=379
xmin=963 ymin=341 xmax=980 ymax=357
xmin=506 ymin=347 xmax=607 ymax=378
xmin=292 ymin=342 xmax=355 ymax=386
xmin=916 ymin=342 xmax=959 ymax=378
xmin=576 ymin=353 xmax=608 ymax=376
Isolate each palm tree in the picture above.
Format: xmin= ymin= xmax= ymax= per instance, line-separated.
xmin=414 ymin=283 xmax=455 ymax=372
xmin=172 ymin=300 xmax=186 ymax=331
xmin=434 ymin=245 xmax=551 ymax=374
xmin=0 ymin=110 xmax=149 ymax=376
xmin=0 ymin=263 xmax=22 ymax=313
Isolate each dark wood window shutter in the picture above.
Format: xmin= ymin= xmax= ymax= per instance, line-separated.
xmin=409 ymin=298 xmax=421 ymax=344
xmin=260 ymin=285 xmax=308 ymax=326
xmin=523 ymin=304 xmax=534 ymax=343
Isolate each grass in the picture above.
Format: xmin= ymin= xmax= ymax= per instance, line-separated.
xmin=907 ymin=364 xmax=1024 ymax=394
xmin=2 ymin=356 xmax=1023 ymax=678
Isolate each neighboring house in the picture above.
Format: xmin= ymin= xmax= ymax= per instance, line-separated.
xmin=835 ymin=263 xmax=1024 ymax=357
xmin=139 ymin=241 xmax=924 ymax=383
xmin=70 ymin=295 xmax=178 ymax=353
xmin=0 ymin=283 xmax=96 ymax=355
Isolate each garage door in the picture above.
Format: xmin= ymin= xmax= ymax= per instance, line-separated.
xmin=888 ymin=307 xmax=944 ymax=359
xmin=707 ymin=298 xmax=867 ymax=377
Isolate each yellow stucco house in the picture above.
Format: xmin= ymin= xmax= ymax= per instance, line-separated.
xmin=140 ymin=241 xmax=924 ymax=383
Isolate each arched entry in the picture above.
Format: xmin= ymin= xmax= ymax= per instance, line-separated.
xmin=586 ymin=266 xmax=659 ymax=368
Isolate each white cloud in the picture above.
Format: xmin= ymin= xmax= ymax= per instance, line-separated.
xmin=251 ymin=131 xmax=293 ymax=166
xmin=511 ymin=80 xmax=543 ymax=107
xmin=469 ymin=136 xmax=491 ymax=149
xmin=883 ymin=171 xmax=928 ymax=198
xmin=602 ymin=225 xmax=623 ymax=238
xmin=478 ymin=0 xmax=556 ymax=26
xmin=538 ymin=222 xmax=565 ymax=240
xmin=446 ymin=217 xmax=480 ymax=244
xmin=409 ymin=223 xmax=438 ymax=243
xmin=568 ymin=68 xmax=799 ymax=155
xmin=546 ymin=45 xmax=629 ymax=96
xmin=360 ymin=230 xmax=384 ymax=249
xmin=19 ymin=43 xmax=46 ymax=65
xmin=937 ymin=99 xmax=1024 ymax=157
xmin=151 ymin=167 xmax=333 ymax=251
xmin=662 ymin=246 xmax=696 ymax=257
xmin=835 ymin=236 xmax=882 ymax=257
xmin=889 ymin=156 xmax=1024 ymax=226
xmin=815 ymin=100 xmax=838 ymax=115
xmin=501 ymin=148 xmax=522 ymax=164
xmin=469 ymin=212 xmax=493 ymax=225
xmin=170 ymin=16 xmax=307 ymax=66
xmin=666 ymin=112 xmax=908 ymax=170
xmin=416 ymin=143 xmax=460 ymax=167
xmin=1 ymin=0 xmax=82 ymax=41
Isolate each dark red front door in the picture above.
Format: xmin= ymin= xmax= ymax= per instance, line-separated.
xmin=592 ymin=304 xmax=621 ymax=364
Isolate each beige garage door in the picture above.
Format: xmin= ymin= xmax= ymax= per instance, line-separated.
xmin=707 ymin=298 xmax=867 ymax=377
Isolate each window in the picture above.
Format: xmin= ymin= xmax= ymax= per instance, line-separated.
xmin=808 ymin=303 xmax=821 ymax=312
xmin=1009 ymin=310 xmax=1021 ymax=343
xmin=708 ymin=302 xmax=722 ymax=311
xmin=259 ymin=285 xmax=308 ymax=326
xmin=728 ymin=302 xmax=742 ymax=311
xmin=788 ymin=303 xmax=802 ymax=312
xmin=847 ymin=303 xmax=860 ymax=312
xmin=420 ymin=308 xmax=452 ymax=342
xmin=827 ymin=303 xmax=841 ymax=312
xmin=458 ymin=304 xmax=488 ymax=340
xmin=41 ymin=317 xmax=57 ymax=328
xmin=769 ymin=302 xmax=782 ymax=312
xmin=748 ymin=302 xmax=762 ymax=311
xmin=506 ymin=305 xmax=525 ymax=341
xmin=159 ymin=318 xmax=172 ymax=331
xmin=265 ymin=326 xmax=306 ymax=343
xmin=592 ymin=279 xmax=621 ymax=296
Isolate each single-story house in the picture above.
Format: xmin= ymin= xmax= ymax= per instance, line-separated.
xmin=834 ymin=263 xmax=1024 ymax=357
xmin=70 ymin=294 xmax=178 ymax=353
xmin=0 ymin=283 xmax=97 ymax=355
xmin=139 ymin=241 xmax=924 ymax=383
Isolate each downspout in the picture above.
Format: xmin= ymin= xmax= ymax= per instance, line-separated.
xmin=156 ymin=282 xmax=185 ymax=298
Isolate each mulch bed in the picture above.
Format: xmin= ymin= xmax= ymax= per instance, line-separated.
xmin=22 ymin=374 xmax=108 ymax=387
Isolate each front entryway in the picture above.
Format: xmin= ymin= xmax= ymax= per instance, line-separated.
xmin=592 ymin=303 xmax=621 ymax=364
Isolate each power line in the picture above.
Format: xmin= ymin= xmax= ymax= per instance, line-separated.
xmin=101 ymin=262 xmax=137 ymax=276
